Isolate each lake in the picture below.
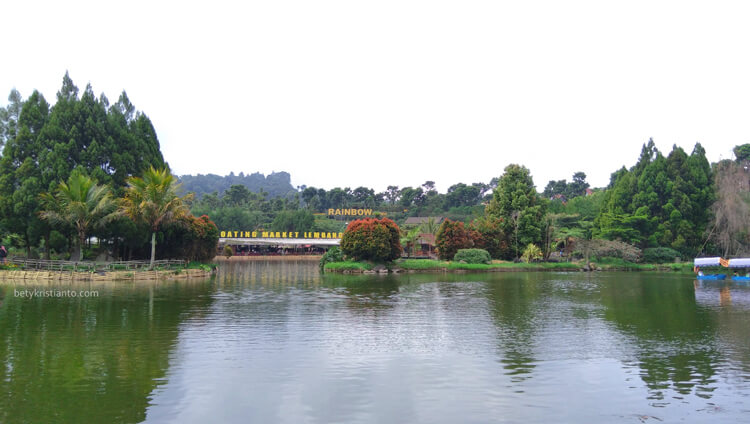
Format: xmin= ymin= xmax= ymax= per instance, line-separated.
xmin=1 ymin=261 xmax=749 ymax=423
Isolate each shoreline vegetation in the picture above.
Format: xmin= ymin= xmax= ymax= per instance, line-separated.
xmin=324 ymin=258 xmax=695 ymax=274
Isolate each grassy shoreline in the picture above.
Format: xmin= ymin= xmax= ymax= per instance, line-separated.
xmin=324 ymin=258 xmax=695 ymax=274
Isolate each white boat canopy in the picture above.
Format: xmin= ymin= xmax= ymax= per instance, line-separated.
xmin=694 ymin=257 xmax=722 ymax=267
xmin=728 ymin=258 xmax=750 ymax=268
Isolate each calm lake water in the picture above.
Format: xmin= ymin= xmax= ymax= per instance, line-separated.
xmin=1 ymin=261 xmax=750 ymax=423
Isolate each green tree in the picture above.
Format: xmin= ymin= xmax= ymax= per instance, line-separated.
xmin=486 ymin=164 xmax=547 ymax=258
xmin=38 ymin=172 xmax=118 ymax=260
xmin=271 ymin=210 xmax=314 ymax=232
xmin=121 ymin=167 xmax=191 ymax=268
xmin=0 ymin=88 xmax=23 ymax=150
xmin=734 ymin=143 xmax=750 ymax=162
xmin=468 ymin=215 xmax=508 ymax=259
xmin=0 ymin=90 xmax=50 ymax=256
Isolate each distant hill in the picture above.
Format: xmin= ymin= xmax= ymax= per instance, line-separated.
xmin=178 ymin=171 xmax=297 ymax=198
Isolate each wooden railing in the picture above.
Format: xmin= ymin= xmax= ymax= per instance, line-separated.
xmin=6 ymin=257 xmax=186 ymax=272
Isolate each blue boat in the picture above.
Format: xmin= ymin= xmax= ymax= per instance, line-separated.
xmin=697 ymin=274 xmax=726 ymax=280
xmin=727 ymin=258 xmax=750 ymax=282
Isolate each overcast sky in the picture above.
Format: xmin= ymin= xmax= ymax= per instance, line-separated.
xmin=1 ymin=0 xmax=748 ymax=192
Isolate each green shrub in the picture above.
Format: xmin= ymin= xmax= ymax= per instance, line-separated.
xmin=453 ymin=248 xmax=491 ymax=264
xmin=520 ymin=243 xmax=542 ymax=263
xmin=223 ymin=245 xmax=233 ymax=258
xmin=319 ymin=246 xmax=344 ymax=271
xmin=643 ymin=247 xmax=681 ymax=263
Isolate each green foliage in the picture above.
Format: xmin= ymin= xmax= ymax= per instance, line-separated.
xmin=734 ymin=143 xmax=750 ymax=162
xmin=159 ymin=215 xmax=220 ymax=262
xmin=271 ymin=209 xmax=314 ymax=232
xmin=319 ymin=246 xmax=344 ymax=271
xmin=38 ymin=171 xmax=118 ymax=260
xmin=453 ymin=248 xmax=491 ymax=264
xmin=520 ymin=243 xmax=542 ymax=263
xmin=397 ymin=259 xmax=448 ymax=269
xmin=340 ymin=218 xmax=402 ymax=262
xmin=543 ymin=171 xmax=590 ymax=199
xmin=468 ymin=215 xmax=508 ymax=259
xmin=223 ymin=245 xmax=233 ymax=258
xmin=121 ymin=167 xmax=192 ymax=267
xmin=595 ymin=140 xmax=713 ymax=255
xmin=486 ymin=164 xmax=547 ymax=258
xmin=642 ymin=247 xmax=681 ymax=264
xmin=575 ymin=238 xmax=642 ymax=262
xmin=435 ymin=219 xmax=473 ymax=260
xmin=323 ymin=261 xmax=373 ymax=271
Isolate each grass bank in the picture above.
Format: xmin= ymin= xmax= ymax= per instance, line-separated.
xmin=324 ymin=258 xmax=695 ymax=274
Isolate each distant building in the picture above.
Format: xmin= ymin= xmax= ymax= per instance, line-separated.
xmin=404 ymin=216 xmax=444 ymax=226
xmin=402 ymin=217 xmax=442 ymax=259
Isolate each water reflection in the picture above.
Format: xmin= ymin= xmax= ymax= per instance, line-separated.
xmin=4 ymin=264 xmax=750 ymax=423
xmin=598 ymin=274 xmax=721 ymax=402
xmin=0 ymin=278 xmax=215 ymax=423
xmin=485 ymin=273 xmax=542 ymax=382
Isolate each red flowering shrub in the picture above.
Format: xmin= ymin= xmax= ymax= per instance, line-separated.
xmin=435 ymin=219 xmax=473 ymax=260
xmin=468 ymin=216 xmax=509 ymax=259
xmin=340 ymin=218 xmax=402 ymax=262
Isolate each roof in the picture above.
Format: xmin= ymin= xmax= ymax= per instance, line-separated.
xmin=404 ymin=216 xmax=444 ymax=225
xmin=694 ymin=257 xmax=722 ymax=267
xmin=728 ymin=258 xmax=750 ymax=268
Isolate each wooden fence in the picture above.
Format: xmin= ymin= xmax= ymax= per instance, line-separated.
xmin=6 ymin=257 xmax=186 ymax=272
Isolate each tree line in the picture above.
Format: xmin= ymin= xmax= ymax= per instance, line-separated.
xmin=431 ymin=140 xmax=749 ymax=262
xmin=2 ymin=75 xmax=747 ymax=262
xmin=0 ymin=74 xmax=216 ymax=263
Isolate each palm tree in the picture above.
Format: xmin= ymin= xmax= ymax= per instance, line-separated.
xmin=39 ymin=172 xmax=118 ymax=261
xmin=419 ymin=217 xmax=440 ymax=236
xmin=121 ymin=167 xmax=191 ymax=268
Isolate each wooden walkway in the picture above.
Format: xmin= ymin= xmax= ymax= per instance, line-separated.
xmin=6 ymin=257 xmax=186 ymax=272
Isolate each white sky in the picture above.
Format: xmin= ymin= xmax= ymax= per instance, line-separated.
xmin=1 ymin=0 xmax=748 ymax=192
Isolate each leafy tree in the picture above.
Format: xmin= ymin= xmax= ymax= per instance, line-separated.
xmin=38 ymin=172 xmax=118 ymax=260
xmin=468 ymin=215 xmax=508 ymax=259
xmin=385 ymin=185 xmax=400 ymax=204
xmin=271 ymin=210 xmax=314 ymax=232
xmin=0 ymin=88 xmax=23 ymax=150
xmin=596 ymin=141 xmax=712 ymax=255
xmin=486 ymin=164 xmax=547 ymax=258
xmin=159 ymin=214 xmax=219 ymax=262
xmin=568 ymin=172 xmax=590 ymax=197
xmin=0 ymin=90 xmax=50 ymax=255
xmin=121 ymin=167 xmax=191 ymax=268
xmin=399 ymin=186 xmax=424 ymax=209
xmin=435 ymin=219 xmax=473 ymax=260
xmin=340 ymin=218 xmax=402 ymax=262
xmin=445 ymin=183 xmax=482 ymax=208
xmin=734 ymin=143 xmax=750 ymax=162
